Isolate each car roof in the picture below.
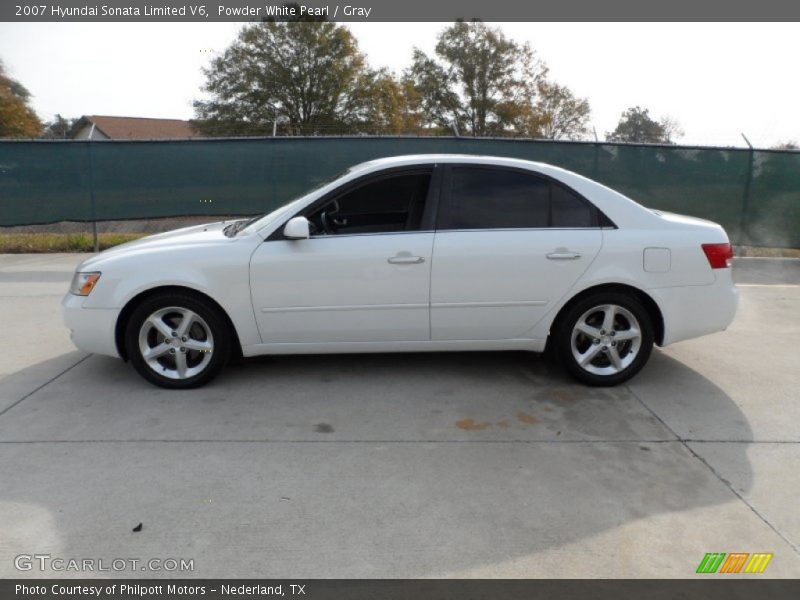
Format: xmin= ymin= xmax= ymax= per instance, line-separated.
xmin=348 ymin=154 xmax=597 ymax=189
xmin=350 ymin=154 xmax=552 ymax=172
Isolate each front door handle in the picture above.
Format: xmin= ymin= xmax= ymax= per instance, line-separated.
xmin=388 ymin=254 xmax=425 ymax=265
xmin=546 ymin=251 xmax=582 ymax=260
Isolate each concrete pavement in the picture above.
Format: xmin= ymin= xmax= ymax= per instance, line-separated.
xmin=0 ymin=254 xmax=798 ymax=578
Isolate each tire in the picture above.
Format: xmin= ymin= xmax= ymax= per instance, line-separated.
xmin=125 ymin=292 xmax=231 ymax=389
xmin=554 ymin=291 xmax=654 ymax=386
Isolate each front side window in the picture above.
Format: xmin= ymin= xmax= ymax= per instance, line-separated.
xmin=437 ymin=167 xmax=597 ymax=230
xmin=306 ymin=170 xmax=431 ymax=236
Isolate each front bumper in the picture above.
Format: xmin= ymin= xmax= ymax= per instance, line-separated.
xmin=61 ymin=293 xmax=121 ymax=357
xmin=648 ymin=269 xmax=739 ymax=347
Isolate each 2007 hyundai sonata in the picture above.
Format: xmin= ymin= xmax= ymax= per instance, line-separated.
xmin=63 ymin=154 xmax=738 ymax=389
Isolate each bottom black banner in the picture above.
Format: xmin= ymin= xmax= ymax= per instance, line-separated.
xmin=3 ymin=580 xmax=800 ymax=600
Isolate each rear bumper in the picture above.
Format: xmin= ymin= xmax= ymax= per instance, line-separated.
xmin=648 ymin=269 xmax=739 ymax=346
xmin=62 ymin=293 xmax=120 ymax=357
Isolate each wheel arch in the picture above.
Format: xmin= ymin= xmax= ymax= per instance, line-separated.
xmin=547 ymin=283 xmax=665 ymax=349
xmin=115 ymin=285 xmax=243 ymax=361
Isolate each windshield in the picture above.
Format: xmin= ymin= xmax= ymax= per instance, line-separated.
xmin=235 ymin=168 xmax=354 ymax=236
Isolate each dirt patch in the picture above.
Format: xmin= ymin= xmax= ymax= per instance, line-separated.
xmin=516 ymin=411 xmax=541 ymax=424
xmin=455 ymin=418 xmax=492 ymax=431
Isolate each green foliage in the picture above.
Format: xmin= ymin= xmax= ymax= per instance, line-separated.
xmin=0 ymin=59 xmax=42 ymax=138
xmin=194 ymin=20 xmax=592 ymax=140
xmin=356 ymin=69 xmax=421 ymax=135
xmin=405 ymin=21 xmax=548 ymax=137
xmin=0 ymin=233 xmax=143 ymax=253
xmin=402 ymin=49 xmax=462 ymax=134
xmin=606 ymin=106 xmax=682 ymax=144
xmin=523 ymin=81 xmax=592 ymax=140
xmin=193 ymin=21 xmax=406 ymax=136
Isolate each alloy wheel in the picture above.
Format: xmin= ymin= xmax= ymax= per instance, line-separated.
xmin=137 ymin=306 xmax=214 ymax=380
xmin=570 ymin=304 xmax=642 ymax=376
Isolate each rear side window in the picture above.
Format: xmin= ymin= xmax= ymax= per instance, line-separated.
xmin=437 ymin=167 xmax=598 ymax=230
xmin=438 ymin=168 xmax=549 ymax=230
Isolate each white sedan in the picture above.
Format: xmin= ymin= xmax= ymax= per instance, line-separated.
xmin=62 ymin=154 xmax=738 ymax=389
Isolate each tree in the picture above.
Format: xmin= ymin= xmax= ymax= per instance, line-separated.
xmin=606 ymin=106 xmax=682 ymax=144
xmin=193 ymin=20 xmax=392 ymax=136
xmin=772 ymin=141 xmax=798 ymax=150
xmin=659 ymin=116 xmax=684 ymax=143
xmin=405 ymin=21 xmax=547 ymax=136
xmin=402 ymin=49 xmax=462 ymax=134
xmin=354 ymin=69 xmax=422 ymax=135
xmin=522 ymin=81 xmax=591 ymax=140
xmin=0 ymin=60 xmax=42 ymax=138
xmin=41 ymin=114 xmax=78 ymax=139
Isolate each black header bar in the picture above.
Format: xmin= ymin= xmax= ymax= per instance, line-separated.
xmin=3 ymin=0 xmax=800 ymax=22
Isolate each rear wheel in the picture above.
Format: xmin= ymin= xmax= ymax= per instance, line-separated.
xmin=125 ymin=292 xmax=230 ymax=389
xmin=555 ymin=292 xmax=654 ymax=386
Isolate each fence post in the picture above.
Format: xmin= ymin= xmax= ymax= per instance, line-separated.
xmin=738 ymin=133 xmax=754 ymax=247
xmin=86 ymin=124 xmax=99 ymax=253
xmin=90 ymin=216 xmax=99 ymax=253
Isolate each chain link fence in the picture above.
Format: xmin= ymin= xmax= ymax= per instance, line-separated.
xmin=1 ymin=136 xmax=798 ymax=247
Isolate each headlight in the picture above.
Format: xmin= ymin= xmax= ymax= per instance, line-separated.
xmin=69 ymin=272 xmax=101 ymax=296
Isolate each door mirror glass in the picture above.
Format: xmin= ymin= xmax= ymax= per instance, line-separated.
xmin=283 ymin=216 xmax=310 ymax=240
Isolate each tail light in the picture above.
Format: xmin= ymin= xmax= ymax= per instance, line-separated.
xmin=701 ymin=243 xmax=733 ymax=269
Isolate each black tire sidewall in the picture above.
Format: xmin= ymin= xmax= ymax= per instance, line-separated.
xmin=125 ymin=292 xmax=230 ymax=389
xmin=556 ymin=292 xmax=654 ymax=386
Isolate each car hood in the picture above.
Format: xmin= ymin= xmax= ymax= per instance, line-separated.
xmin=78 ymin=221 xmax=237 ymax=269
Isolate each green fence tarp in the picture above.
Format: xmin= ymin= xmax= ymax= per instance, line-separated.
xmin=0 ymin=137 xmax=798 ymax=247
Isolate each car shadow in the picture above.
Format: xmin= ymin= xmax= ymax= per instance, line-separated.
xmin=0 ymin=349 xmax=754 ymax=577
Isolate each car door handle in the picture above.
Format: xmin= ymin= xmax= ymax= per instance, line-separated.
xmin=388 ymin=255 xmax=425 ymax=265
xmin=546 ymin=251 xmax=582 ymax=260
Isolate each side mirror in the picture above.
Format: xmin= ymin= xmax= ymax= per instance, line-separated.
xmin=283 ymin=216 xmax=310 ymax=240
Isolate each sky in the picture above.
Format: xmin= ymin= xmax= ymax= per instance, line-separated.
xmin=0 ymin=21 xmax=798 ymax=148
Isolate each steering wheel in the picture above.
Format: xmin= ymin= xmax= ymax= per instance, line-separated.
xmin=319 ymin=200 xmax=341 ymax=235
xmin=320 ymin=210 xmax=338 ymax=235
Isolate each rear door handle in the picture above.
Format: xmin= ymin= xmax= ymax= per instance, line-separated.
xmin=546 ymin=252 xmax=582 ymax=260
xmin=388 ymin=255 xmax=425 ymax=265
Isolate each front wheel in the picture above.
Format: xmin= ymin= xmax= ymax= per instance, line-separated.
xmin=554 ymin=292 xmax=654 ymax=386
xmin=125 ymin=292 xmax=231 ymax=389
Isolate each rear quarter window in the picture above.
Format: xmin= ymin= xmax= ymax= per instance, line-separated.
xmin=551 ymin=183 xmax=595 ymax=228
